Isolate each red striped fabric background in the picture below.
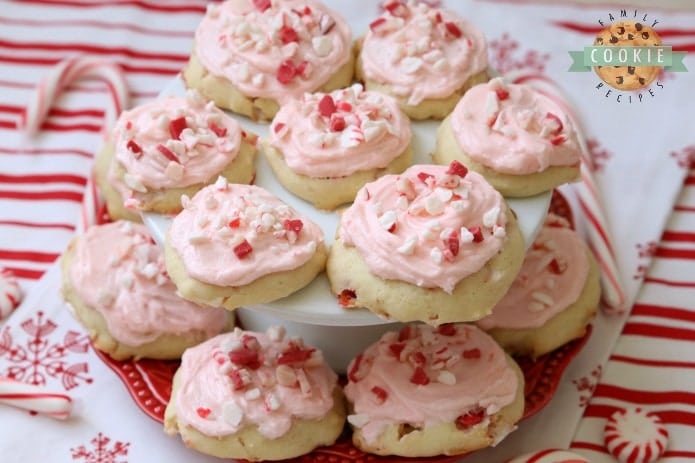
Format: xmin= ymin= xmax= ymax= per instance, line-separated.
xmin=571 ymin=168 xmax=695 ymax=459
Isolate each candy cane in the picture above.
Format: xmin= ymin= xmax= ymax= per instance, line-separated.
xmin=0 ymin=268 xmax=22 ymax=320
xmin=22 ymin=56 xmax=129 ymax=230
xmin=22 ymin=56 xmax=129 ymax=138
xmin=0 ymin=377 xmax=73 ymax=420
xmin=504 ymin=70 xmax=626 ymax=315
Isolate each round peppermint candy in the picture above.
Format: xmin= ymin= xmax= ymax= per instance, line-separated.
xmin=506 ymin=448 xmax=589 ymax=463
xmin=0 ymin=268 xmax=22 ymax=319
xmin=605 ymin=407 xmax=668 ymax=463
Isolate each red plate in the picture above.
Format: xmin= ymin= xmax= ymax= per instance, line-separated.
xmin=95 ymin=189 xmax=589 ymax=462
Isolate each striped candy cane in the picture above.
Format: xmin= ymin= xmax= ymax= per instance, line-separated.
xmin=0 ymin=377 xmax=73 ymax=420
xmin=22 ymin=56 xmax=130 ymax=231
xmin=504 ymin=70 xmax=626 ymax=315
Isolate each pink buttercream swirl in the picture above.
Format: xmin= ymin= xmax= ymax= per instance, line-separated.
xmin=360 ymin=1 xmax=487 ymax=105
xmin=339 ymin=163 xmax=508 ymax=293
xmin=108 ymin=89 xmax=243 ymax=203
xmin=477 ymin=214 xmax=590 ymax=330
xmin=168 ymin=178 xmax=324 ymax=287
xmin=173 ymin=327 xmax=338 ymax=439
xmin=450 ymin=78 xmax=581 ymax=175
xmin=268 ymin=84 xmax=411 ymax=178
xmin=195 ymin=0 xmax=352 ymax=104
xmin=68 ymin=221 xmax=228 ymax=346
xmin=344 ymin=323 xmax=518 ymax=444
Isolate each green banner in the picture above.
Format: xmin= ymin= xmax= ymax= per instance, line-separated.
xmin=568 ymin=46 xmax=688 ymax=72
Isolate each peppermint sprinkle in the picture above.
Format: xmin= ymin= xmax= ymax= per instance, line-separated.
xmin=482 ymin=207 xmax=500 ymax=228
xmin=347 ymin=414 xmax=370 ymax=428
xmin=531 ymin=291 xmax=554 ymax=306
xmin=397 ymin=236 xmax=417 ymax=255
xmin=312 ymin=35 xmax=333 ymax=56
xmin=430 ymin=247 xmax=443 ymax=264
xmin=222 ymin=401 xmax=244 ymax=426
xmin=484 ymin=91 xmax=499 ymax=116
xmin=378 ymin=210 xmax=397 ymax=231
xmin=214 ymin=176 xmax=228 ymax=190
xmin=437 ymin=370 xmax=456 ymax=385
xmin=245 ymin=388 xmax=261 ymax=400
xmin=425 ymin=196 xmax=444 ymax=215
xmin=460 ymin=227 xmax=474 ymax=243
xmin=124 ymin=174 xmax=147 ymax=193
xmin=401 ymin=56 xmax=423 ymax=74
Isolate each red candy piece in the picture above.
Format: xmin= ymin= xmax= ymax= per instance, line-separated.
xmin=318 ymin=95 xmax=337 ymax=117
xmin=417 ymin=172 xmax=434 ymax=183
xmin=252 ymin=0 xmax=270 ymax=12
xmin=544 ymin=112 xmax=564 ymax=135
xmin=462 ymin=348 xmax=481 ymax=359
xmin=444 ymin=21 xmax=462 ymax=38
xmin=338 ymin=288 xmax=356 ymax=307
xmin=495 ymin=88 xmax=510 ymax=100
xmin=548 ymin=258 xmax=567 ymax=275
xmin=456 ymin=408 xmax=485 ymax=429
xmin=371 ymin=386 xmax=388 ymax=403
xmin=209 ymin=122 xmax=227 ymax=137
xmin=228 ymin=369 xmax=246 ymax=390
xmin=470 ymin=226 xmax=484 ymax=243
xmin=196 ymin=407 xmax=211 ymax=419
xmin=168 ymin=116 xmax=187 ymax=140
xmin=156 ymin=143 xmax=180 ymax=163
xmin=283 ymin=219 xmax=304 ymax=234
xmin=276 ymin=60 xmax=297 ymax=84
xmin=228 ymin=217 xmax=241 ymax=228
xmin=389 ymin=342 xmax=405 ymax=358
xmin=369 ymin=17 xmax=387 ymax=33
xmin=384 ymin=1 xmax=408 ymax=18
xmin=550 ymin=135 xmax=566 ymax=146
xmin=398 ymin=325 xmax=413 ymax=341
xmin=277 ymin=343 xmax=315 ymax=365
xmin=446 ymin=230 xmax=460 ymax=257
xmin=233 ymin=240 xmax=253 ymax=259
xmin=446 ymin=160 xmax=468 ymax=178
xmin=279 ymin=25 xmax=299 ymax=44
xmin=127 ymin=140 xmax=142 ymax=157
xmin=348 ymin=353 xmax=365 ymax=382
xmin=436 ymin=323 xmax=457 ymax=336
xmin=273 ymin=122 xmax=286 ymax=134
xmin=330 ymin=115 xmax=346 ymax=132
xmin=410 ymin=366 xmax=430 ymax=385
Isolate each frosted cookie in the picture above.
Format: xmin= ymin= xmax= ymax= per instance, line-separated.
xmin=477 ymin=213 xmax=599 ymax=358
xmin=264 ymin=84 xmax=413 ymax=209
xmin=594 ymin=21 xmax=662 ymax=91
xmin=605 ymin=407 xmax=668 ymax=463
xmin=433 ymin=78 xmax=581 ymax=197
xmin=0 ymin=268 xmax=22 ymax=320
xmin=94 ymin=89 xmax=257 ymax=222
xmin=506 ymin=449 xmax=590 ymax=462
xmin=184 ymin=0 xmax=355 ymax=121
xmin=165 ymin=178 xmax=327 ymax=311
xmin=164 ymin=326 xmax=345 ymax=460
xmin=60 ymin=221 xmax=230 ymax=360
xmin=355 ymin=1 xmax=488 ymax=120
xmin=327 ymin=162 xmax=525 ymax=324
xmin=344 ymin=323 xmax=524 ymax=457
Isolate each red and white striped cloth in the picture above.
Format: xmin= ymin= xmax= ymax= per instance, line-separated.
xmin=0 ymin=1 xmax=694 ymax=462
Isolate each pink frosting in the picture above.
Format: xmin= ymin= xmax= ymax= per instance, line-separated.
xmin=477 ymin=215 xmax=589 ymax=330
xmin=268 ymin=84 xmax=411 ymax=178
xmin=195 ymin=0 xmax=352 ymax=104
xmin=339 ymin=163 xmax=508 ymax=293
xmin=344 ymin=323 xmax=519 ymax=444
xmin=168 ymin=178 xmax=324 ymax=287
xmin=450 ymin=78 xmax=581 ymax=175
xmin=173 ymin=327 xmax=338 ymax=439
xmin=108 ymin=90 xmax=243 ymax=206
xmin=68 ymin=221 xmax=228 ymax=346
xmin=360 ymin=1 xmax=487 ymax=105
